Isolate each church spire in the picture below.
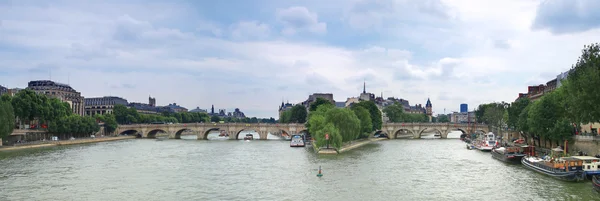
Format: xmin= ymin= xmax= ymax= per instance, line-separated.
xmin=363 ymin=80 xmax=366 ymax=94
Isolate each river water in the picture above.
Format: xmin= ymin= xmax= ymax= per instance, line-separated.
xmin=1 ymin=132 xmax=598 ymax=201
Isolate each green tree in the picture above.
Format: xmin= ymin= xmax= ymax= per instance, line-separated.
xmin=507 ymin=98 xmax=530 ymax=130
xmin=526 ymin=90 xmax=569 ymax=147
xmin=563 ymin=43 xmax=600 ymax=124
xmin=315 ymin=123 xmax=342 ymax=150
xmin=351 ymin=105 xmax=373 ymax=138
xmin=210 ymin=115 xmax=221 ymax=122
xmin=353 ymin=101 xmax=382 ymax=130
xmin=483 ymin=105 xmax=506 ymax=129
xmin=383 ymin=103 xmax=404 ymax=123
xmin=44 ymin=98 xmax=72 ymax=123
xmin=325 ymin=108 xmax=361 ymax=142
xmin=11 ymin=89 xmax=45 ymax=123
xmin=95 ymin=114 xmax=118 ymax=134
xmin=289 ymin=105 xmax=307 ymax=123
xmin=309 ymin=98 xmax=334 ymax=112
xmin=517 ymin=104 xmax=531 ymax=140
xmin=0 ymin=99 xmax=15 ymax=139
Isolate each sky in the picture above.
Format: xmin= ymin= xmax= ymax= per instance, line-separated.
xmin=1 ymin=0 xmax=600 ymax=118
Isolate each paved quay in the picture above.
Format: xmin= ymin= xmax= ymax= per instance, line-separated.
xmin=0 ymin=136 xmax=136 ymax=152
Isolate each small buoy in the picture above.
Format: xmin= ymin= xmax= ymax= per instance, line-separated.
xmin=317 ymin=166 xmax=323 ymax=177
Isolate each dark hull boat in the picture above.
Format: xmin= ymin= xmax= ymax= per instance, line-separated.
xmin=593 ymin=175 xmax=600 ymax=192
xmin=491 ymin=147 xmax=525 ymax=164
xmin=521 ymin=156 xmax=585 ymax=182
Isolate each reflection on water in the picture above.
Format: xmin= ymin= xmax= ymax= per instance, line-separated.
xmin=0 ymin=131 xmax=598 ymax=201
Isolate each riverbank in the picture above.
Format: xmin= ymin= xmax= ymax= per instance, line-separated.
xmin=315 ymin=138 xmax=387 ymax=155
xmin=0 ymin=136 xmax=136 ymax=152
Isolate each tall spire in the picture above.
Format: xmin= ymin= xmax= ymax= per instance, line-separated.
xmin=381 ymin=91 xmax=383 ymax=98
xmin=363 ymin=80 xmax=366 ymax=94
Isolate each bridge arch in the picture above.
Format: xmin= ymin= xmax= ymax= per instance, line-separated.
xmin=201 ymin=128 xmax=221 ymax=140
xmin=174 ymin=128 xmax=196 ymax=139
xmin=373 ymin=130 xmax=390 ymax=139
xmin=119 ymin=129 xmax=140 ymax=136
xmin=147 ymin=129 xmax=168 ymax=138
xmin=393 ymin=129 xmax=415 ymax=139
xmin=235 ymin=128 xmax=261 ymax=140
xmin=448 ymin=128 xmax=467 ymax=134
xmin=417 ymin=128 xmax=443 ymax=138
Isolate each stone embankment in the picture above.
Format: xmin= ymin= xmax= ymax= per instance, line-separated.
xmin=314 ymin=138 xmax=387 ymax=155
xmin=0 ymin=136 xmax=136 ymax=152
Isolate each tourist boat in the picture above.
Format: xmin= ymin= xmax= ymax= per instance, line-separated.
xmin=593 ymin=175 xmax=600 ymax=192
xmin=218 ymin=130 xmax=229 ymax=137
xmin=476 ymin=132 xmax=497 ymax=152
xmin=571 ymin=156 xmax=600 ymax=177
xmin=290 ymin=135 xmax=305 ymax=147
xmin=244 ymin=134 xmax=253 ymax=140
xmin=491 ymin=146 xmax=525 ymax=164
xmin=521 ymin=146 xmax=586 ymax=182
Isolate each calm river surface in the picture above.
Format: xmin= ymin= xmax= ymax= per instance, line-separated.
xmin=1 ymin=132 xmax=598 ymax=201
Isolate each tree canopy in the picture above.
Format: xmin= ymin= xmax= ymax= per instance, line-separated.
xmin=289 ymin=104 xmax=307 ymax=123
xmin=352 ymin=101 xmax=382 ymax=130
xmin=0 ymin=95 xmax=15 ymax=139
xmin=309 ymin=97 xmax=334 ymax=112
xmin=279 ymin=110 xmax=291 ymax=123
xmin=307 ymin=104 xmax=367 ymax=150
xmin=562 ymin=43 xmax=600 ymax=124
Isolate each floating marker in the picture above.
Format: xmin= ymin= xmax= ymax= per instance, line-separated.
xmin=317 ymin=166 xmax=323 ymax=177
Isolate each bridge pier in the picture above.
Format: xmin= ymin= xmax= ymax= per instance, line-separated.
xmin=440 ymin=130 xmax=448 ymax=139
xmin=259 ymin=131 xmax=268 ymax=140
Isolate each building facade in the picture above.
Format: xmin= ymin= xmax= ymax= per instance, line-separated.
xmin=189 ymin=107 xmax=207 ymax=113
xmin=128 ymin=96 xmax=159 ymax=114
xmin=449 ymin=111 xmax=476 ymax=123
xmin=166 ymin=103 xmax=188 ymax=113
xmin=84 ymin=96 xmax=128 ymax=116
xmin=27 ymin=80 xmax=85 ymax=116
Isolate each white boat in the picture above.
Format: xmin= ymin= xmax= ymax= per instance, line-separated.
xmin=290 ymin=135 xmax=305 ymax=147
xmin=571 ymin=156 xmax=600 ymax=177
xmin=244 ymin=134 xmax=254 ymax=140
xmin=476 ymin=132 xmax=497 ymax=152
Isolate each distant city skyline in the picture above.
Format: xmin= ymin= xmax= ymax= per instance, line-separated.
xmin=1 ymin=0 xmax=597 ymax=118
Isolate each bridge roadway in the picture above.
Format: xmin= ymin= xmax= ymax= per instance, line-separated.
xmin=117 ymin=122 xmax=488 ymax=140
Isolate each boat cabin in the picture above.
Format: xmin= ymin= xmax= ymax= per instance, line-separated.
xmin=521 ymin=145 xmax=536 ymax=156
xmin=244 ymin=134 xmax=254 ymax=140
xmin=572 ymin=156 xmax=600 ymax=175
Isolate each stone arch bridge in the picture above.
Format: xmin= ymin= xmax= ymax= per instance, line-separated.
xmin=376 ymin=123 xmax=489 ymax=139
xmin=117 ymin=123 xmax=307 ymax=140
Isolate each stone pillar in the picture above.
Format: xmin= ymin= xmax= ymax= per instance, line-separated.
xmin=440 ymin=130 xmax=448 ymax=139
xmin=412 ymin=129 xmax=421 ymax=139
xmin=197 ymin=130 xmax=205 ymax=140
xmin=259 ymin=131 xmax=268 ymax=140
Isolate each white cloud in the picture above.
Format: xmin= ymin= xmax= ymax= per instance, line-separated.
xmin=275 ymin=6 xmax=327 ymax=35
xmin=229 ymin=21 xmax=271 ymax=40
xmin=1 ymin=0 xmax=600 ymax=118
